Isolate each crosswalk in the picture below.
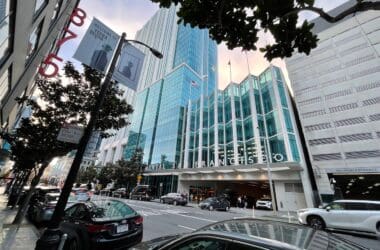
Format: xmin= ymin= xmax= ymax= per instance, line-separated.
xmin=136 ymin=209 xmax=189 ymax=217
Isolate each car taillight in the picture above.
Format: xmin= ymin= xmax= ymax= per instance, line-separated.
xmin=86 ymin=224 xmax=112 ymax=233
xmin=134 ymin=216 xmax=143 ymax=225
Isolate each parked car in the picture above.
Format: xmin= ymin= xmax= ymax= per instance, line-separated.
xmin=131 ymin=218 xmax=367 ymax=250
xmin=61 ymin=199 xmax=143 ymax=250
xmin=297 ymin=200 xmax=380 ymax=237
xmin=72 ymin=187 xmax=91 ymax=202
xmin=28 ymin=192 xmax=60 ymax=224
xmin=256 ymin=198 xmax=273 ymax=210
xmin=130 ymin=185 xmax=155 ymax=201
xmin=199 ymin=197 xmax=230 ymax=211
xmin=160 ymin=193 xmax=187 ymax=206
xmin=113 ymin=188 xmax=129 ymax=198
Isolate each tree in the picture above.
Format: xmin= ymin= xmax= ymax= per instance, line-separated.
xmin=151 ymin=0 xmax=380 ymax=60
xmin=0 ymin=62 xmax=133 ymax=224
xmin=76 ymin=165 xmax=98 ymax=184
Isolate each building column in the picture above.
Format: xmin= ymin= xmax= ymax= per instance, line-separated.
xmin=230 ymin=92 xmax=239 ymax=165
xmin=183 ymin=100 xmax=192 ymax=168
xmin=214 ymin=89 xmax=219 ymax=167
xmin=248 ymin=76 xmax=264 ymax=164
xmin=198 ymin=95 xmax=204 ymax=168
xmin=270 ymin=66 xmax=292 ymax=161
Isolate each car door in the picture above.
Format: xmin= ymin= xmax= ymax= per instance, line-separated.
xmin=344 ymin=202 xmax=373 ymax=232
xmin=322 ymin=202 xmax=348 ymax=229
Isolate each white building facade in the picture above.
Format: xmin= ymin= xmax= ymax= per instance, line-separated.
xmin=285 ymin=1 xmax=380 ymax=202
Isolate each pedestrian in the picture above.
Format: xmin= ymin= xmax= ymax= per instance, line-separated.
xmin=237 ymin=196 xmax=242 ymax=208
xmin=243 ymin=195 xmax=248 ymax=209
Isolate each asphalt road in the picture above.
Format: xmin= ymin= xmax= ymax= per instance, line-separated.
xmin=120 ymin=199 xmax=380 ymax=249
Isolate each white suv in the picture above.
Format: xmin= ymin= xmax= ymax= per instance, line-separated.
xmin=297 ymin=200 xmax=380 ymax=237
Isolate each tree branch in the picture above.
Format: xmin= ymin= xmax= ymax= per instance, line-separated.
xmin=283 ymin=1 xmax=380 ymax=23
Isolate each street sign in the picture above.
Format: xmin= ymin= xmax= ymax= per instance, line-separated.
xmin=57 ymin=124 xmax=84 ymax=144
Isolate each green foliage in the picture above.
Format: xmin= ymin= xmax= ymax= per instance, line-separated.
xmin=150 ymin=0 xmax=380 ymax=60
xmin=95 ymin=148 xmax=146 ymax=190
xmin=0 ymin=62 xmax=134 ymax=176
xmin=76 ymin=166 xmax=98 ymax=184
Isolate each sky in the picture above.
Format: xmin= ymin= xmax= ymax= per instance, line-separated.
xmin=59 ymin=0 xmax=348 ymax=90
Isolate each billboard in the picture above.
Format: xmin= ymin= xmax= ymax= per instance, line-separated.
xmin=73 ymin=18 xmax=144 ymax=90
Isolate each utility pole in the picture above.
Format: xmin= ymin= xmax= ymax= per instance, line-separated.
xmin=35 ymin=32 xmax=163 ymax=249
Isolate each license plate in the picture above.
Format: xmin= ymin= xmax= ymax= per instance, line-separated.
xmin=117 ymin=224 xmax=129 ymax=233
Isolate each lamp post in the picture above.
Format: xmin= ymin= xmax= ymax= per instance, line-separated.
xmin=36 ymin=33 xmax=162 ymax=250
xmin=262 ymin=137 xmax=277 ymax=215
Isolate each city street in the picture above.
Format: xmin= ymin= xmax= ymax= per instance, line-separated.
xmin=112 ymin=199 xmax=380 ymax=249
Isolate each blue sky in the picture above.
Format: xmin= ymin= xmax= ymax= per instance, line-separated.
xmin=59 ymin=0 xmax=348 ymax=90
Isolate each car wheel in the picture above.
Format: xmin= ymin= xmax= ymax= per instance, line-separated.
xmin=66 ymin=239 xmax=79 ymax=250
xmin=209 ymin=205 xmax=214 ymax=211
xmin=173 ymin=200 xmax=177 ymax=206
xmin=308 ymin=216 xmax=325 ymax=230
xmin=225 ymin=206 xmax=230 ymax=212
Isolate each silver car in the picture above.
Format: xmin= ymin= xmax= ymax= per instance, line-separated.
xmin=297 ymin=200 xmax=380 ymax=237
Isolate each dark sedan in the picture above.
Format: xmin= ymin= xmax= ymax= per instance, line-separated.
xmin=160 ymin=193 xmax=187 ymax=206
xmin=199 ymin=197 xmax=230 ymax=211
xmin=61 ymin=199 xmax=143 ymax=250
xmin=131 ymin=218 xmax=368 ymax=250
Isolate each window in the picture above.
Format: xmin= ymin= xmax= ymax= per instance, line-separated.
xmin=26 ymin=20 xmax=44 ymax=62
xmin=0 ymin=66 xmax=10 ymax=102
xmin=34 ymin=0 xmax=47 ymax=15
xmin=0 ymin=0 xmax=14 ymax=64
xmin=50 ymin=0 xmax=63 ymax=25
xmin=174 ymin=238 xmax=228 ymax=250
xmin=329 ymin=202 xmax=344 ymax=210
xmin=345 ymin=203 xmax=367 ymax=211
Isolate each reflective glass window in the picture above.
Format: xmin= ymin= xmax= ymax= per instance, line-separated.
xmin=209 ymin=127 xmax=214 ymax=145
xmin=236 ymin=120 xmax=243 ymax=141
xmin=218 ymin=125 xmax=224 ymax=145
xmin=0 ymin=66 xmax=10 ymax=102
xmin=254 ymin=91 xmax=262 ymax=114
xmin=225 ymin=122 xmax=233 ymax=143
xmin=234 ymin=97 xmax=241 ymax=119
xmin=266 ymin=111 xmax=282 ymax=136
xmin=0 ymin=0 xmax=11 ymax=63
xmin=244 ymin=118 xmax=254 ymax=140
xmin=277 ymin=83 xmax=288 ymax=108
xmin=34 ymin=0 xmax=47 ymax=14
xmin=269 ymin=135 xmax=287 ymax=162
xmin=241 ymin=93 xmax=251 ymax=118
xmin=288 ymin=134 xmax=300 ymax=162
xmin=261 ymin=83 xmax=276 ymax=113
xmin=226 ymin=143 xmax=234 ymax=165
xmin=283 ymin=109 xmax=294 ymax=133
xmin=224 ymin=99 xmax=232 ymax=122
xmin=26 ymin=21 xmax=44 ymax=62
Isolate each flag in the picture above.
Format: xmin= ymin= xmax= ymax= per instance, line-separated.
xmin=191 ymin=80 xmax=199 ymax=88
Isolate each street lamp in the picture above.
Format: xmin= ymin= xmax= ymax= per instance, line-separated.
xmin=36 ymin=33 xmax=162 ymax=250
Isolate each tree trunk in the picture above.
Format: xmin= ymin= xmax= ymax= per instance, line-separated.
xmin=12 ymin=164 xmax=47 ymax=225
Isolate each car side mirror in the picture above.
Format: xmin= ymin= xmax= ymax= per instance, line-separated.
xmin=326 ymin=206 xmax=331 ymax=212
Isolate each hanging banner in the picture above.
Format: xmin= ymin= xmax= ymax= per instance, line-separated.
xmin=73 ymin=17 xmax=119 ymax=73
xmin=73 ymin=18 xmax=145 ymax=90
xmin=113 ymin=43 xmax=145 ymax=91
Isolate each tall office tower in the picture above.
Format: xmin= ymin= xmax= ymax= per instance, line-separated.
xmin=98 ymin=4 xmax=217 ymax=165
xmin=0 ymin=0 xmax=80 ymax=173
xmin=285 ymin=0 xmax=380 ymax=202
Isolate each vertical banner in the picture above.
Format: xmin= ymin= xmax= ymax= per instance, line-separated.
xmin=73 ymin=18 xmax=119 ymax=73
xmin=74 ymin=18 xmax=145 ymax=90
xmin=113 ymin=43 xmax=145 ymax=90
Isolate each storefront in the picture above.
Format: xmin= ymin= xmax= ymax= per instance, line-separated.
xmin=144 ymin=162 xmax=312 ymax=211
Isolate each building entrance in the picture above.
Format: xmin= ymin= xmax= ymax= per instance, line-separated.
xmin=329 ymin=174 xmax=380 ymax=201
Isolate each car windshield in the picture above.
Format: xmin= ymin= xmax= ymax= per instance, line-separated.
xmin=204 ymin=198 xmax=216 ymax=202
xmin=89 ymin=200 xmax=137 ymax=221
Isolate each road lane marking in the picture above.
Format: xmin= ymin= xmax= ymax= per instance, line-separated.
xmin=128 ymin=203 xmax=217 ymax=222
xmin=177 ymin=225 xmax=196 ymax=231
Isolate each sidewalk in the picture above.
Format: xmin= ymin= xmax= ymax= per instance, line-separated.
xmin=0 ymin=187 xmax=40 ymax=250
